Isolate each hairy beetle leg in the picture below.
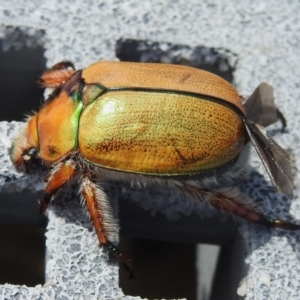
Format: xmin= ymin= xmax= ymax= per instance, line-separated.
xmin=176 ymin=183 xmax=300 ymax=230
xmin=210 ymin=194 xmax=300 ymax=230
xmin=38 ymin=61 xmax=76 ymax=88
xmin=80 ymin=175 xmax=108 ymax=245
xmin=80 ymin=174 xmax=133 ymax=276
xmin=39 ymin=160 xmax=76 ymax=213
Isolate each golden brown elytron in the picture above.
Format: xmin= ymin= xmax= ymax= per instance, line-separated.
xmin=10 ymin=61 xmax=298 ymax=275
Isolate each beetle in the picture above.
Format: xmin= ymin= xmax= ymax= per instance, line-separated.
xmin=10 ymin=60 xmax=299 ymax=275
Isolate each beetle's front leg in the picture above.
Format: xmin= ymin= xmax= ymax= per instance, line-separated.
xmin=79 ymin=174 xmax=133 ymax=277
xmin=176 ymin=182 xmax=300 ymax=230
xmin=40 ymin=160 xmax=76 ymax=213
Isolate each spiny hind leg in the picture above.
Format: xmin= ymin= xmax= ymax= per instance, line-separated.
xmin=175 ymin=182 xmax=300 ymax=230
xmin=80 ymin=173 xmax=134 ymax=277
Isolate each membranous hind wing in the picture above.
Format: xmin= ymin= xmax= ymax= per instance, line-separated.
xmin=243 ymin=120 xmax=293 ymax=196
xmin=241 ymin=82 xmax=292 ymax=196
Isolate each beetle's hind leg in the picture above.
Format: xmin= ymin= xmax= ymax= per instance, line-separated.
xmin=175 ymin=182 xmax=300 ymax=230
xmin=79 ymin=174 xmax=134 ymax=278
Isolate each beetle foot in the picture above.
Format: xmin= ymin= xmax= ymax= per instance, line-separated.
xmin=105 ymin=240 xmax=134 ymax=279
xmin=38 ymin=192 xmax=53 ymax=214
xmin=260 ymin=217 xmax=300 ymax=230
xmin=38 ymin=199 xmax=48 ymax=214
xmin=276 ymin=108 xmax=287 ymax=133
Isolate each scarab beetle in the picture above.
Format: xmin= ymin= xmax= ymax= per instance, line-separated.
xmin=10 ymin=60 xmax=299 ymax=275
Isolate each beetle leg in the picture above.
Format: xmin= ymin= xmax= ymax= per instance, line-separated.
xmin=79 ymin=174 xmax=133 ymax=278
xmin=37 ymin=61 xmax=75 ymax=88
xmin=40 ymin=160 xmax=76 ymax=213
xmin=176 ymin=183 xmax=300 ymax=230
xmin=105 ymin=240 xmax=134 ymax=279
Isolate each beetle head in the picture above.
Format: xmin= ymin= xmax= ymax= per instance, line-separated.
xmin=10 ymin=114 xmax=41 ymax=173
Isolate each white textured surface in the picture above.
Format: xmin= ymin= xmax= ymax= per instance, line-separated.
xmin=0 ymin=0 xmax=300 ymax=299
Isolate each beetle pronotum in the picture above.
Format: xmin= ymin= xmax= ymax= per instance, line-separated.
xmin=10 ymin=61 xmax=299 ymax=275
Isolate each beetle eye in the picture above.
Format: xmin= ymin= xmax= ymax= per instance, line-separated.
xmin=22 ymin=147 xmax=42 ymax=173
xmin=25 ymin=147 xmax=38 ymax=158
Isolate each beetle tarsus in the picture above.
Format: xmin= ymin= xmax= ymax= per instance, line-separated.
xmin=105 ymin=240 xmax=134 ymax=279
xmin=38 ymin=194 xmax=51 ymax=214
xmin=260 ymin=217 xmax=300 ymax=230
xmin=276 ymin=108 xmax=287 ymax=133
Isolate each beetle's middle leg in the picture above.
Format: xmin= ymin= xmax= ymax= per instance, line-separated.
xmin=40 ymin=160 xmax=76 ymax=213
xmin=176 ymin=182 xmax=300 ymax=230
xmin=79 ymin=174 xmax=133 ymax=277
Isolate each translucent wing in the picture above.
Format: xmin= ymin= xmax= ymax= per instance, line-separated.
xmin=243 ymin=120 xmax=293 ymax=196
